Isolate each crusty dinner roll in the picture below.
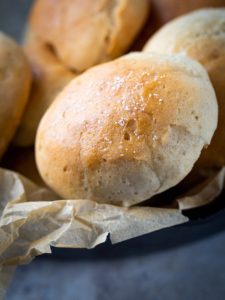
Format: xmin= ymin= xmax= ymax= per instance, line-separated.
xmin=132 ymin=0 xmax=225 ymax=50
xmin=36 ymin=52 xmax=217 ymax=206
xmin=144 ymin=9 xmax=225 ymax=170
xmin=14 ymin=30 xmax=75 ymax=146
xmin=0 ymin=32 xmax=31 ymax=159
xmin=29 ymin=0 xmax=150 ymax=72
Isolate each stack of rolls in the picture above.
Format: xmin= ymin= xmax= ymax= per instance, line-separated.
xmin=1 ymin=1 xmax=225 ymax=208
xmin=14 ymin=0 xmax=151 ymax=147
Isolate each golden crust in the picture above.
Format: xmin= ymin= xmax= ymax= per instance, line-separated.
xmin=29 ymin=0 xmax=150 ymax=71
xmin=144 ymin=8 xmax=225 ymax=170
xmin=36 ymin=52 xmax=217 ymax=206
xmin=0 ymin=32 xmax=31 ymax=159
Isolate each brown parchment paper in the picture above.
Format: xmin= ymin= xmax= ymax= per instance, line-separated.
xmin=0 ymin=167 xmax=225 ymax=299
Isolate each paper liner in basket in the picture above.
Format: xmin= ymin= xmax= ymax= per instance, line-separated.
xmin=0 ymin=167 xmax=225 ymax=299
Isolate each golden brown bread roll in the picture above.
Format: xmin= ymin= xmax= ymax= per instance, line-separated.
xmin=35 ymin=52 xmax=217 ymax=206
xmin=14 ymin=30 xmax=75 ymax=146
xmin=29 ymin=0 xmax=150 ymax=72
xmin=132 ymin=0 xmax=225 ymax=51
xmin=144 ymin=8 xmax=225 ymax=170
xmin=0 ymin=32 xmax=31 ymax=159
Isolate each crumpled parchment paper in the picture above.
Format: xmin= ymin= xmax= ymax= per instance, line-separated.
xmin=0 ymin=167 xmax=225 ymax=299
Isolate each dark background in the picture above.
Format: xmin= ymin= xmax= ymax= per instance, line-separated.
xmin=1 ymin=1 xmax=225 ymax=299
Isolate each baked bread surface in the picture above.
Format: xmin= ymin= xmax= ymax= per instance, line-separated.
xmin=144 ymin=8 xmax=225 ymax=169
xmin=36 ymin=52 xmax=217 ymax=206
xmin=29 ymin=0 xmax=150 ymax=71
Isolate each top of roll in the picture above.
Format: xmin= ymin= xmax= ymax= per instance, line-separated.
xmin=29 ymin=0 xmax=150 ymax=72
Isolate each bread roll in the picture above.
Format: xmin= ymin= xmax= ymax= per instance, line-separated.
xmin=0 ymin=32 xmax=31 ymax=159
xmin=132 ymin=0 xmax=225 ymax=51
xmin=14 ymin=30 xmax=75 ymax=147
xmin=36 ymin=52 xmax=217 ymax=206
xmin=29 ymin=0 xmax=150 ymax=72
xmin=144 ymin=9 xmax=225 ymax=170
